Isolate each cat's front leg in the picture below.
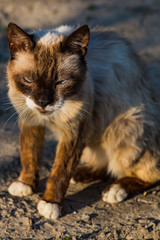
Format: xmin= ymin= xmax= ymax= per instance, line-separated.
xmin=37 ymin=136 xmax=84 ymax=219
xmin=8 ymin=122 xmax=45 ymax=197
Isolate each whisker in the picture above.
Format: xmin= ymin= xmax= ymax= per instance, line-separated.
xmin=80 ymin=108 xmax=92 ymax=116
xmin=64 ymin=100 xmax=92 ymax=117
xmin=77 ymin=111 xmax=86 ymax=120
xmin=66 ymin=104 xmax=91 ymax=119
xmin=4 ymin=106 xmax=15 ymax=111
xmin=17 ymin=107 xmax=30 ymax=132
xmin=3 ymin=98 xmax=25 ymax=106
xmin=3 ymin=111 xmax=18 ymax=129
xmin=60 ymin=110 xmax=72 ymax=131
xmin=65 ymin=100 xmax=91 ymax=106
xmin=2 ymin=102 xmax=12 ymax=105
xmin=12 ymin=115 xmax=19 ymax=130
xmin=4 ymin=103 xmax=26 ymax=113
xmin=13 ymin=107 xmax=31 ymax=130
xmin=59 ymin=108 xmax=74 ymax=132
xmin=12 ymin=107 xmax=27 ymax=129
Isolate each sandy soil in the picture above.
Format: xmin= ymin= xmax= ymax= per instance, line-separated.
xmin=0 ymin=0 xmax=160 ymax=239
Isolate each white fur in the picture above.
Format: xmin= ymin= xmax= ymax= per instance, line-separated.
xmin=46 ymin=98 xmax=64 ymax=112
xmin=26 ymin=96 xmax=64 ymax=113
xmin=102 ymin=184 xmax=128 ymax=203
xmin=69 ymin=178 xmax=77 ymax=184
xmin=8 ymin=181 xmax=33 ymax=197
xmin=34 ymin=25 xmax=74 ymax=44
xmin=26 ymin=97 xmax=37 ymax=110
xmin=37 ymin=200 xmax=61 ymax=220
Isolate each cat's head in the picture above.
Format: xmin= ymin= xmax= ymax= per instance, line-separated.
xmin=7 ymin=23 xmax=90 ymax=117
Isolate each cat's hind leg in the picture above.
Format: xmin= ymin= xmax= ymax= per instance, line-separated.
xmin=102 ymin=177 xmax=151 ymax=203
xmin=8 ymin=122 xmax=45 ymax=197
xmin=101 ymin=107 xmax=160 ymax=203
xmin=71 ymin=165 xmax=109 ymax=183
xmin=102 ymin=150 xmax=160 ymax=203
xmin=71 ymin=145 xmax=109 ymax=183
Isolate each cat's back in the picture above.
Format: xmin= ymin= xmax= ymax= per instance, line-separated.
xmin=87 ymin=27 xmax=141 ymax=83
xmin=86 ymin=27 xmax=148 ymax=109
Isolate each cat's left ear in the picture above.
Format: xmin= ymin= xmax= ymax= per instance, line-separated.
xmin=8 ymin=22 xmax=35 ymax=57
xmin=61 ymin=25 xmax=90 ymax=57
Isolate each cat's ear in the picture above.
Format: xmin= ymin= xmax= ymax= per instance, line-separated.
xmin=8 ymin=22 xmax=35 ymax=57
xmin=61 ymin=25 xmax=90 ymax=57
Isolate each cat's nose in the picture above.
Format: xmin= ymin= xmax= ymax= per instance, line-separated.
xmin=37 ymin=99 xmax=52 ymax=108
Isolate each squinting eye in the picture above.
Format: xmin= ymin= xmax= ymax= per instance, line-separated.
xmin=56 ymin=79 xmax=67 ymax=85
xmin=23 ymin=77 xmax=32 ymax=84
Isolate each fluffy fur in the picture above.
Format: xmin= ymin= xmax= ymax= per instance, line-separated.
xmin=7 ymin=22 xmax=160 ymax=219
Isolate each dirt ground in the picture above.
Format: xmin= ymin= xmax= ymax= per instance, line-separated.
xmin=0 ymin=0 xmax=160 ymax=239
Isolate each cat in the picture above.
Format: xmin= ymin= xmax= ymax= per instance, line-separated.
xmin=7 ymin=22 xmax=160 ymax=220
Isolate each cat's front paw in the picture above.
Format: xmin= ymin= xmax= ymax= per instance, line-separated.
xmin=8 ymin=181 xmax=33 ymax=197
xmin=37 ymin=200 xmax=61 ymax=220
xmin=102 ymin=184 xmax=128 ymax=203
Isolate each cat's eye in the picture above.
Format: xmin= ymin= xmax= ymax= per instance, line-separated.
xmin=23 ymin=77 xmax=32 ymax=84
xmin=56 ymin=79 xmax=67 ymax=85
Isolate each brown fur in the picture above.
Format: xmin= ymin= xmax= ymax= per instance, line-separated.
xmin=7 ymin=22 xmax=160 ymax=216
xmin=72 ymin=166 xmax=109 ymax=183
xmin=42 ymin=130 xmax=85 ymax=203
xmin=103 ymin=177 xmax=151 ymax=196
xmin=18 ymin=122 xmax=45 ymax=190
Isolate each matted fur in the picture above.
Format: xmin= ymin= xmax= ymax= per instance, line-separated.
xmin=7 ymin=23 xmax=160 ymax=218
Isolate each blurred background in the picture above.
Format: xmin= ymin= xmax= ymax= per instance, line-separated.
xmin=0 ymin=0 xmax=160 ymax=62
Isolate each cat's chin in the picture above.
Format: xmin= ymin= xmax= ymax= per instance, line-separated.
xmin=37 ymin=109 xmax=53 ymax=115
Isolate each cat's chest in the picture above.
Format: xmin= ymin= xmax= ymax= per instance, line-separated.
xmin=30 ymin=111 xmax=67 ymax=140
xmin=25 ymin=110 xmax=56 ymax=128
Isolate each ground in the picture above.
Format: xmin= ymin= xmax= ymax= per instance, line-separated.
xmin=0 ymin=0 xmax=160 ymax=239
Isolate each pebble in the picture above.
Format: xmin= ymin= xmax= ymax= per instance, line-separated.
xmin=81 ymin=213 xmax=90 ymax=220
xmin=143 ymin=191 xmax=147 ymax=196
xmin=138 ymin=219 xmax=150 ymax=224
xmin=7 ymin=198 xmax=13 ymax=204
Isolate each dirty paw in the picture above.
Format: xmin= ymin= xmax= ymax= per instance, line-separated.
xmin=8 ymin=181 xmax=33 ymax=197
xmin=37 ymin=200 xmax=61 ymax=220
xmin=102 ymin=184 xmax=128 ymax=203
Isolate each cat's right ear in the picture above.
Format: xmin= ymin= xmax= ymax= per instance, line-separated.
xmin=8 ymin=22 xmax=35 ymax=57
xmin=61 ymin=25 xmax=90 ymax=57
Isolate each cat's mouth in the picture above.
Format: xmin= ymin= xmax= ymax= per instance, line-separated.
xmin=37 ymin=108 xmax=52 ymax=115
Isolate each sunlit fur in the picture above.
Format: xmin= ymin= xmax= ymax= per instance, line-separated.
xmin=7 ymin=24 xmax=160 ymax=208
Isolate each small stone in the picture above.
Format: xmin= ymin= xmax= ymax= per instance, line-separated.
xmin=143 ymin=191 xmax=147 ymax=196
xmin=7 ymin=198 xmax=13 ymax=204
xmin=63 ymin=234 xmax=72 ymax=240
xmin=81 ymin=213 xmax=90 ymax=220
xmin=138 ymin=219 xmax=149 ymax=224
